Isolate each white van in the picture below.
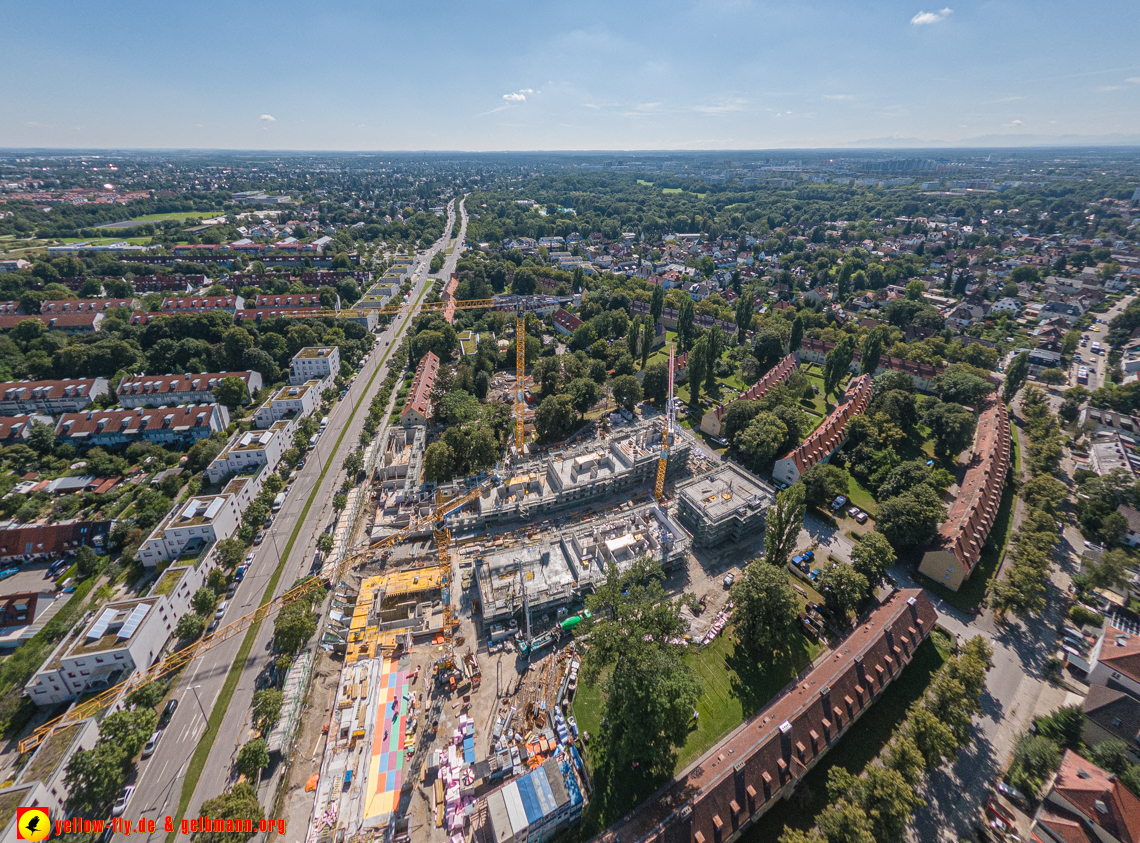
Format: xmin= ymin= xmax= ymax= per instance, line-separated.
xmin=308 ymin=433 xmax=319 ymax=449
xmin=272 ymin=493 xmax=286 ymax=512
xmin=320 ymin=416 xmax=330 ymax=431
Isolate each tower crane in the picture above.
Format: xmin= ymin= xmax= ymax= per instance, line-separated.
xmin=655 ymin=344 xmax=676 ymax=502
xmin=18 ymin=475 xmax=498 ymax=754
xmin=369 ymin=296 xmax=529 ymax=454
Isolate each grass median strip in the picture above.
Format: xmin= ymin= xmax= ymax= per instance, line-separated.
xmin=167 ymin=278 xmax=433 ymax=839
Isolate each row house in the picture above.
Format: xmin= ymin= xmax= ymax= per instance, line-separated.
xmin=0 ymin=415 xmax=53 ymax=443
xmin=400 ymin=352 xmax=440 ymax=427
xmin=0 ymin=378 xmax=109 ymax=415
xmin=795 ymin=338 xmax=943 ymax=392
xmin=160 ymin=295 xmax=244 ymax=313
xmin=0 ymin=313 xmax=103 ymax=333
xmin=918 ymin=400 xmax=1011 ymax=591
xmin=701 ymin=355 xmax=797 ymax=438
xmin=0 ymin=519 xmax=112 ymax=561
xmin=117 ymin=371 xmax=261 ymax=408
xmin=56 ymin=404 xmax=229 ymax=450
xmin=253 ymin=294 xmax=322 ymax=307
xmin=552 ymin=308 xmax=583 ymax=336
xmin=39 ymin=298 xmax=134 ymax=313
xmin=593 ymin=590 xmax=936 ymax=843
xmin=772 ymin=375 xmax=874 ymax=486
xmin=129 ymin=274 xmax=202 ymax=293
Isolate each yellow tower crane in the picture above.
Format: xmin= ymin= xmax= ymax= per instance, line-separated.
xmin=655 ymin=344 xmax=676 ymax=502
xmin=18 ymin=476 xmax=497 ymax=754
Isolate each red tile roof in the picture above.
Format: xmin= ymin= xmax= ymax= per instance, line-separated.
xmin=1096 ymin=629 xmax=1140 ymax=687
xmin=160 ymin=296 xmax=238 ymax=310
xmin=57 ymin=405 xmax=222 ymax=440
xmin=0 ymin=313 xmax=101 ymax=330
xmin=253 ymin=294 xmax=322 ymax=307
xmin=129 ymin=312 xmax=167 ymax=325
xmin=1040 ymin=750 xmax=1140 ymax=843
xmin=707 ymin=354 xmax=797 ymax=426
xmin=935 ymin=400 xmax=1010 ymax=577
xmin=798 ymin=337 xmax=944 ymax=381
xmin=778 ymin=374 xmax=874 ymax=475
xmin=40 ymin=298 xmax=132 ymax=313
xmin=593 ymin=589 xmax=937 ymax=843
xmin=0 ymin=416 xmax=45 ymax=441
xmin=118 ymin=372 xmax=255 ymax=399
xmin=553 ymin=308 xmax=583 ymax=333
xmin=0 ymin=378 xmax=103 ymax=401
xmin=401 ymin=352 xmax=440 ymax=422
xmin=234 ymin=308 xmax=324 ymax=322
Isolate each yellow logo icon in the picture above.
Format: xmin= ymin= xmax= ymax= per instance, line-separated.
xmin=16 ymin=807 xmax=49 ymax=841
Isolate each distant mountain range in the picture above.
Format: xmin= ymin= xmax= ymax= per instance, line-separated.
xmin=848 ymin=132 xmax=1140 ymax=148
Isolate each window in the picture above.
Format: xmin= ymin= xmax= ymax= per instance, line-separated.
xmin=1115 ymin=718 xmax=1123 ymax=728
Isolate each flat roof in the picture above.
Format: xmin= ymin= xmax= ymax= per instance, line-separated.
xmin=676 ymin=462 xmax=774 ymax=522
xmin=66 ymin=597 xmax=158 ymax=656
xmin=294 ymin=346 xmax=336 ymax=359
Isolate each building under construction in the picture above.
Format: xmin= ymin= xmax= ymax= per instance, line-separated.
xmin=372 ymin=426 xmax=429 ymax=532
xmin=675 ymin=462 xmax=775 ymax=548
xmin=448 ymin=415 xmax=693 ymax=532
xmin=475 ymin=502 xmax=690 ymax=626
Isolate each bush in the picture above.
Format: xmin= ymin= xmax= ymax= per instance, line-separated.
xmin=1069 ymin=604 xmax=1103 ymax=628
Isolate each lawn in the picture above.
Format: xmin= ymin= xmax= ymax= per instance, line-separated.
xmin=662 ymin=187 xmax=684 ymax=194
xmin=574 ymin=594 xmax=822 ymax=832
xmin=129 ymin=210 xmax=225 ymax=222
xmin=637 ymin=179 xmax=654 ymax=186
xmin=742 ymin=633 xmax=950 ymax=841
xmin=843 ymin=472 xmax=878 ymax=517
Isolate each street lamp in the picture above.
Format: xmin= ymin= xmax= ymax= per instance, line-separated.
xmin=188 ymin=684 xmax=209 ymax=724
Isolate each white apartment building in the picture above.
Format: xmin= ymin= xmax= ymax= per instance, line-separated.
xmin=289 ymin=346 xmax=340 ymax=387
xmin=138 ymin=492 xmax=241 ymax=565
xmin=206 ymin=421 xmax=291 ymax=484
xmin=254 ymin=381 xmax=320 ymax=428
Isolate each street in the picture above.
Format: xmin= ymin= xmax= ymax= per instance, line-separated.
xmin=118 ymin=199 xmax=466 ymax=841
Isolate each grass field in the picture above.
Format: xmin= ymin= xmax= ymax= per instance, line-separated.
xmin=637 ymin=179 xmax=654 ymax=186
xmin=573 ymin=578 xmax=822 ymax=831
xmin=661 ymin=187 xmax=684 ymax=194
xmin=130 ymin=210 xmax=225 ymax=222
xmin=743 ymin=633 xmax=950 ymax=841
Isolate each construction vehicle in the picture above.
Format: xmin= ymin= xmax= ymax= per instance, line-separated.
xmin=18 ymin=469 xmax=499 ymax=755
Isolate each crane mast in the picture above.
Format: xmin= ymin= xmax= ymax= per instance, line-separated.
xmin=655 ymin=344 xmax=675 ymax=502
xmin=516 ymin=313 xmax=526 ymax=454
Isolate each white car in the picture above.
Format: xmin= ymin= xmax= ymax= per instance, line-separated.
xmin=214 ymin=601 xmax=229 ymax=620
xmin=112 ymin=785 xmax=135 ymax=817
xmin=723 ymin=573 xmax=735 ymax=588
xmin=142 ymin=729 xmax=162 ymax=759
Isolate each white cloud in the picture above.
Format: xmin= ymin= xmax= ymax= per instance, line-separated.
xmin=519 ymin=88 xmax=534 ymax=94
xmin=502 ymin=93 xmax=526 ymax=102
xmin=822 ymin=94 xmax=855 ymax=101
xmin=910 ymin=7 xmax=952 ymax=25
xmin=1126 ymin=77 xmax=1140 ymax=84
xmin=1098 ymin=85 xmax=1124 ymax=91
xmin=259 ymin=114 xmax=275 ymax=122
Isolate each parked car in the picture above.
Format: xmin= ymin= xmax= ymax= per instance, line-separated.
xmin=214 ymin=601 xmax=229 ymax=620
xmin=159 ymin=699 xmax=178 ymax=726
xmin=723 ymin=573 xmax=735 ymax=588
xmin=830 ymin=496 xmax=848 ymax=511
xmin=207 ymin=619 xmax=219 ymax=634
xmin=808 ymin=569 xmax=822 ymax=582
xmin=142 ymin=730 xmax=162 ymax=759
xmin=245 ymin=551 xmax=256 ymax=565
xmin=847 ymin=506 xmax=861 ymax=519
xmin=855 ymin=512 xmax=869 ymax=524
xmin=225 ymin=583 xmax=237 ymax=598
xmin=112 ymin=785 xmax=135 ymax=817
xmin=254 ymin=531 xmax=266 ymax=545
xmin=803 ymin=550 xmax=815 ymax=561
xmin=0 ymin=568 xmax=18 ymax=581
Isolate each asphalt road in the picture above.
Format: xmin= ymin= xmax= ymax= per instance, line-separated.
xmin=119 ymin=199 xmax=465 ymax=840
xmin=1068 ymin=294 xmax=1133 ymax=391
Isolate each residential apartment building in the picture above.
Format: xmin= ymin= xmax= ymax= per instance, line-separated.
xmin=772 ymin=375 xmax=874 ymax=487
xmin=138 ymin=492 xmax=241 ymax=565
xmin=676 ymin=463 xmax=775 ymax=547
xmin=0 ymin=378 xmax=109 ymax=414
xmin=290 ymin=346 xmax=340 ymax=387
xmin=400 ymin=352 xmax=439 ymax=426
xmin=206 ymin=422 xmax=291 ymax=484
xmin=1030 ymin=750 xmax=1140 ymax=843
xmin=253 ymin=381 xmax=319 ymax=428
xmin=0 ymin=415 xmax=53 ymax=443
xmin=592 ymin=590 xmax=936 ymax=843
xmin=0 ymin=313 xmax=104 ymax=333
xmin=6 ymin=718 xmax=99 ymax=821
xmin=254 ymin=294 xmax=322 ymax=307
xmin=795 ymin=338 xmax=942 ymax=392
xmin=117 ymin=371 xmax=261 ymax=407
xmin=700 ymin=355 xmax=797 ymax=438
xmin=160 ymin=295 xmax=243 ymax=313
xmin=39 ymin=298 xmax=134 ymax=313
xmin=0 ymin=520 xmax=112 ymax=560
xmin=918 ymin=400 xmax=1011 ymax=591
xmin=55 ymin=404 xmax=229 ymax=450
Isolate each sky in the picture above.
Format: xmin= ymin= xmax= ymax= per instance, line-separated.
xmin=2 ymin=0 xmax=1139 ymax=151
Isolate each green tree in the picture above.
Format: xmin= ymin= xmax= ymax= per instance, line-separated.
xmin=875 ymin=486 xmax=944 ymax=548
xmin=196 ymin=782 xmax=264 ymax=843
xmin=730 ymin=561 xmax=799 ymax=655
xmin=343 ymin=450 xmax=364 ymax=479
xmin=215 ymin=538 xmax=245 ymax=570
xmin=580 ymin=559 xmax=701 ymax=773
xmin=850 ymin=532 xmax=896 ymax=591
xmin=924 ymin=402 xmax=977 ymax=457
xmin=704 ymin=326 xmax=727 ymax=396
xmin=100 ymin=708 xmax=158 ymax=759
xmin=641 ymin=361 xmax=669 ymax=404
xmin=65 ymin=742 xmax=129 ymax=812
xmin=650 ymin=285 xmax=665 ymax=324
xmin=252 ymin=689 xmax=284 ymax=733
xmin=939 ymin=370 xmax=993 ymax=406
xmin=641 ymin=319 xmax=653 ymax=368
xmin=735 ymin=295 xmax=753 ymax=345
xmin=1003 ymin=352 xmax=1030 ymax=402
xmin=534 ymin=393 xmax=577 ymax=441
xmin=676 ymin=295 xmax=696 ymax=351
xmin=75 ymin=545 xmax=102 ymax=579
xmin=207 ymin=568 xmax=228 ymax=595
xmin=175 ymin=613 xmax=207 ymax=641
xmin=236 ymin=738 xmax=270 ymax=779
xmin=764 ymin=483 xmax=806 ymax=570
xmin=1009 ymin=733 xmax=1062 ymax=797
xmin=823 ymin=336 xmax=855 ymax=398
xmin=800 ymin=463 xmax=850 ymax=509
xmin=611 ymin=375 xmax=643 ymax=411
xmin=26 ymin=420 xmax=56 ymax=455
xmin=316 ymin=533 xmax=334 ymax=554
xmin=423 ymin=441 xmax=455 ymax=482
xmin=818 ymin=563 xmax=870 ymax=618
xmin=273 ymin=602 xmax=316 ymax=655
xmin=333 ymin=492 xmax=347 ymax=511
xmin=627 ymin=316 xmax=640 ymax=359
xmin=567 ymin=377 xmax=599 ymax=417
xmin=687 ymin=335 xmax=707 ymax=406
xmin=903 ymin=703 xmax=958 ymax=767
xmin=860 ymin=329 xmax=883 ymax=376
xmin=737 ymin=411 xmax=788 ymax=470
xmin=789 ymin=314 xmax=804 ymax=352
xmin=192 ymin=587 xmax=218 ymax=617
xmin=214 ymin=376 xmax=249 ymax=410
xmin=905 ymin=279 xmax=924 ymax=301
xmin=817 ymin=799 xmax=876 ymax=843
